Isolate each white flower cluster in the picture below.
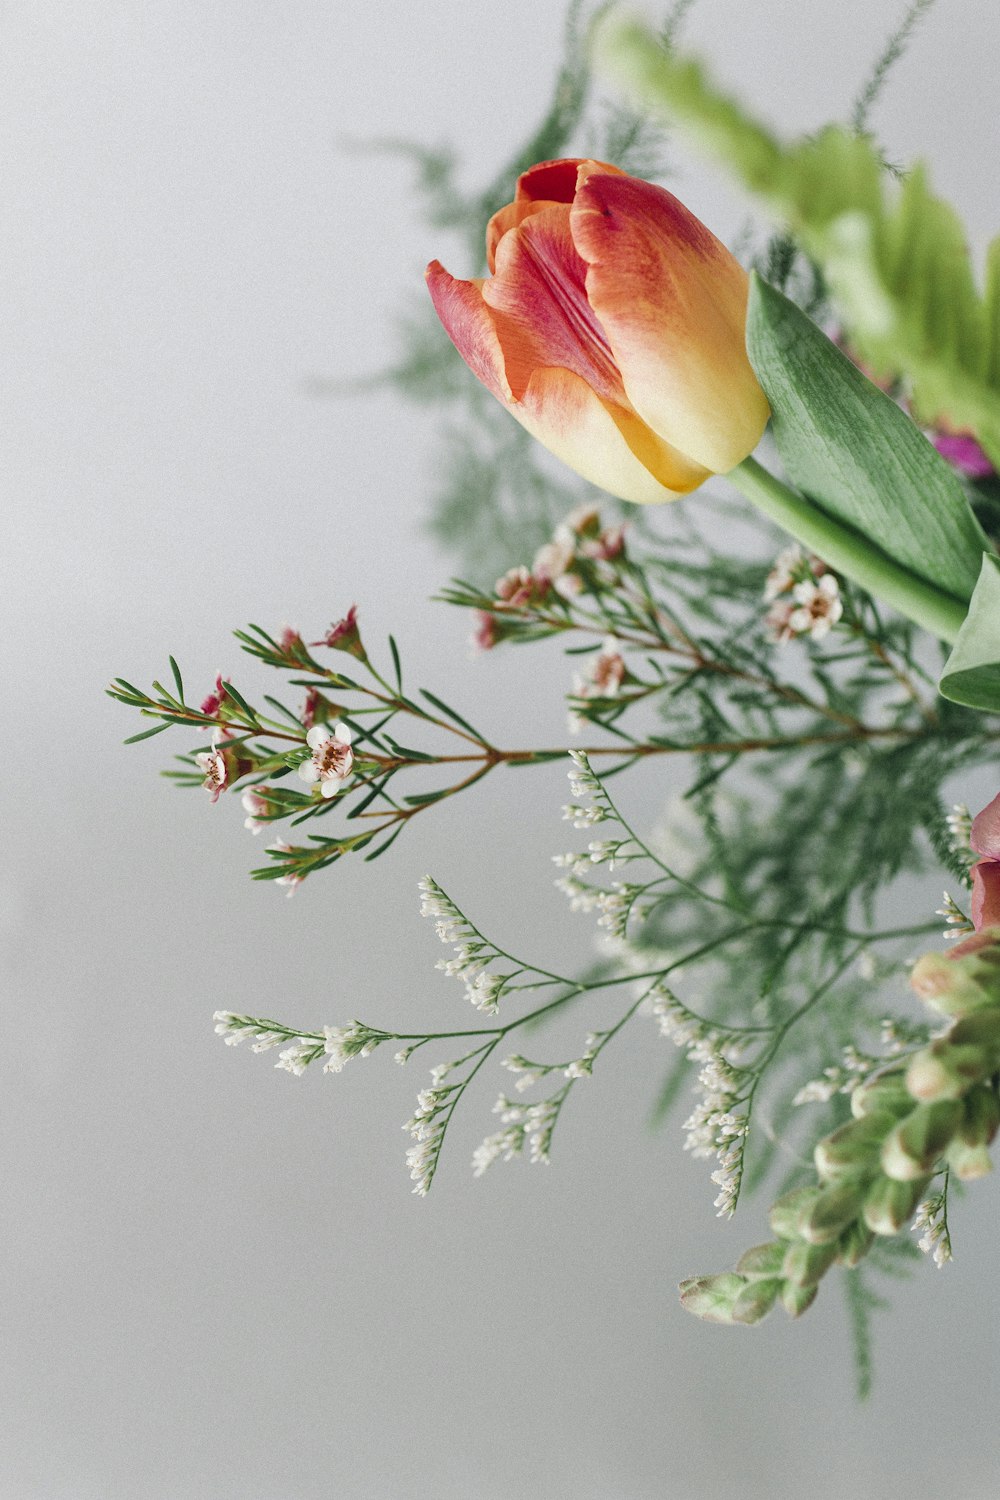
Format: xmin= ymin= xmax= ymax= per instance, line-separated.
xmin=419 ymin=875 xmax=507 ymax=1012
xmin=471 ymin=1093 xmax=561 ymax=1177
xmin=913 ymin=1192 xmax=953 ymax=1268
xmin=402 ymin=1066 xmax=457 ymax=1196
xmin=936 ymin=889 xmax=974 ymax=940
xmin=500 ymin=1035 xmax=600 ymax=1094
xmin=791 ymin=1044 xmax=883 ymax=1106
xmin=562 ymin=750 xmax=608 ymax=829
xmin=945 ymin=802 xmax=973 ymax=854
xmin=322 ymin=1022 xmax=384 ymax=1074
xmin=213 ymin=1010 xmax=288 ymax=1051
xmin=647 ymin=986 xmax=748 ymax=1216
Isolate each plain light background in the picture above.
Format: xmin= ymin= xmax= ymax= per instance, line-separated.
xmin=4 ymin=3 xmax=999 ymax=1497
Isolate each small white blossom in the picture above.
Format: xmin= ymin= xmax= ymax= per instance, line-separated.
xmin=298 ymin=723 xmax=354 ymax=797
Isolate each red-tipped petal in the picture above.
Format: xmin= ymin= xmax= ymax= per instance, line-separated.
xmin=425 ymin=260 xmax=511 ymax=402
xmin=571 ymin=173 xmax=770 ymax=473
xmin=971 ymin=792 xmax=1000 ymax=859
xmin=483 ymin=203 xmax=622 ymax=405
xmin=513 ymin=158 xmax=594 ymax=205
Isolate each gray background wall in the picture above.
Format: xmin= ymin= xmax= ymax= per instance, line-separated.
xmin=4 ymin=3 xmax=999 ymax=1496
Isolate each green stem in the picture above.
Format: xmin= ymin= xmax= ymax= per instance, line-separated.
xmin=726 ymin=455 xmax=968 ymax=644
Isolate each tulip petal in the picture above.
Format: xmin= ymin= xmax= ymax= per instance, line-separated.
xmin=483 ymin=205 xmax=622 ymax=405
xmin=971 ymin=858 xmax=1000 ymax=930
xmin=515 ymin=366 xmax=707 ymax=503
xmin=425 ymin=260 xmax=512 ymax=403
xmin=513 ymin=158 xmax=598 ymax=205
xmin=571 ymin=173 xmax=770 ymax=473
xmin=971 ymin=792 xmax=1000 ymax=859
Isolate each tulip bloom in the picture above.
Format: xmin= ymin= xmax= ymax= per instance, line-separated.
xmin=426 ymin=158 xmax=769 ymax=504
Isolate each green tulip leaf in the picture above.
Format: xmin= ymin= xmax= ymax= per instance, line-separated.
xmin=939 ymin=554 xmax=1000 ymax=710
xmin=745 ymin=276 xmax=989 ymax=605
xmin=599 ymin=24 xmax=1000 ymax=467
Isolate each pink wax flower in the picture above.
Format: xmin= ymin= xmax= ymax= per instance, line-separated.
xmin=312 ymin=606 xmax=364 ymax=657
xmin=932 ymin=431 xmax=995 ymax=482
xmin=970 ymin=793 xmax=1000 ymax=930
xmin=200 ymin=673 xmax=229 ymax=718
xmin=195 ymin=734 xmax=228 ymax=803
xmin=297 ymin=723 xmax=354 ymax=798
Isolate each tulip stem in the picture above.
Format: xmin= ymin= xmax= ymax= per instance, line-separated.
xmin=726 ymin=455 xmax=968 ymax=644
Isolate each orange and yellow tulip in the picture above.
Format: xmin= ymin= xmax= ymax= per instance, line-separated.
xmin=426 ymin=158 xmax=770 ymax=504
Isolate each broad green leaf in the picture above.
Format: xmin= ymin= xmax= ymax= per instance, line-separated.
xmin=599 ymin=24 xmax=1000 ymax=466
xmin=746 ymin=276 xmax=989 ymax=605
xmin=939 ymin=554 xmax=1000 ymax=710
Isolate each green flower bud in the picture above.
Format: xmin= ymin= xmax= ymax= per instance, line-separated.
xmin=862 ymin=1173 xmax=929 ymax=1234
xmin=814 ymin=1111 xmax=894 ymax=1182
xmin=958 ymin=1083 xmax=1000 ymax=1146
xmin=947 ymin=1139 xmax=993 ymax=1180
xmin=769 ymin=1185 xmax=821 ymax=1240
xmin=800 ymin=1181 xmax=867 ymax=1245
xmin=781 ymin=1280 xmax=818 ymax=1318
xmin=850 ymin=1070 xmax=912 ymax=1120
xmin=946 ymin=1007 xmax=1000 ymax=1057
xmin=731 ymin=1278 xmax=782 ymax=1325
xmin=947 ymin=1084 xmax=1000 ymax=1179
xmin=836 ymin=1218 xmax=875 ymax=1268
xmin=910 ymin=936 xmax=1000 ymax=1019
xmin=678 ymin=1273 xmax=746 ymax=1323
xmin=906 ymin=1044 xmax=992 ymax=1101
xmin=736 ymin=1242 xmax=787 ymax=1278
xmin=880 ymin=1100 xmax=962 ymax=1180
xmin=782 ymin=1239 xmax=838 ymax=1287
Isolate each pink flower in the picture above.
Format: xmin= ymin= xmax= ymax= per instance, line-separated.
xmin=195 ymin=734 xmax=228 ymax=803
xmin=970 ymin=793 xmax=1000 ymax=930
xmin=311 ymin=606 xmax=363 ymax=657
xmin=297 ymin=724 xmax=354 ymax=798
xmin=494 ymin=566 xmax=547 ymax=609
xmin=575 ymin=638 xmax=627 ymax=699
xmin=580 ymin=524 xmax=626 ymax=562
xmin=242 ymin=787 xmax=271 ymax=834
xmin=200 ymin=673 xmax=229 ymax=718
xmin=269 ymin=840 xmax=303 ymax=897
xmin=932 ymin=431 xmax=995 ymax=482
xmin=472 ymin=611 xmax=498 ymax=652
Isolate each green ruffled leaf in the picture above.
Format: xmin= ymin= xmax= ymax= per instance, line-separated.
xmin=746 ymin=277 xmax=989 ymax=605
xmin=939 ymin=554 xmax=1000 ymax=709
xmin=599 ymin=24 xmax=1000 ymax=466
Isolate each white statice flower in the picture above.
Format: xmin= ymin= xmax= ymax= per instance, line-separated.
xmin=913 ymin=1194 xmax=953 ymax=1268
xmin=322 ymin=1022 xmax=381 ymax=1073
xmin=945 ymin=803 xmax=973 ymax=854
xmin=792 ymin=1072 xmax=844 ymax=1106
xmin=418 ymin=875 xmax=466 ymax=944
xmin=936 ymin=889 xmax=974 ymax=939
xmin=297 ymin=723 xmax=354 ymax=797
xmin=275 ymin=1041 xmax=321 ymax=1076
xmin=472 ymin=1095 xmax=560 ymax=1176
xmin=402 ymin=1077 xmax=460 ymax=1195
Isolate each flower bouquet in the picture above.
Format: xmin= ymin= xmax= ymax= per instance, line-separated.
xmin=110 ymin=2 xmax=1000 ymax=1391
